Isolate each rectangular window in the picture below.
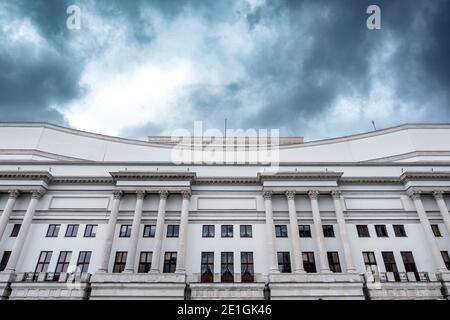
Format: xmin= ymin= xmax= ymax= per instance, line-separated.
xmin=143 ymin=225 xmax=156 ymax=238
xmin=76 ymin=251 xmax=91 ymax=273
xmin=240 ymin=225 xmax=252 ymax=238
xmin=167 ymin=225 xmax=179 ymax=238
xmin=0 ymin=251 xmax=11 ymax=272
xmin=10 ymin=224 xmax=21 ymax=237
xmin=322 ymin=225 xmax=335 ymax=238
xmin=362 ymin=251 xmax=378 ymax=274
xmin=119 ymin=225 xmax=132 ymax=238
xmin=302 ymin=252 xmax=316 ymax=273
xmin=327 ymin=252 xmax=341 ymax=272
xmin=382 ymin=251 xmax=400 ymax=281
xmin=113 ymin=251 xmax=127 ymax=273
xmin=221 ymin=225 xmax=233 ymax=238
xmin=201 ymin=252 xmax=214 ymax=283
xmin=277 ymin=252 xmax=291 ymax=273
xmin=299 ymin=225 xmax=311 ymax=238
xmin=84 ymin=225 xmax=97 ymax=237
xmin=441 ymin=251 xmax=450 ymax=270
xmin=431 ymin=224 xmax=442 ymax=237
xmin=65 ymin=224 xmax=79 ymax=237
xmin=35 ymin=251 xmax=53 ymax=273
xmin=393 ymin=225 xmax=407 ymax=237
xmin=375 ymin=225 xmax=388 ymax=237
xmin=221 ymin=252 xmax=234 ymax=282
xmin=401 ymin=251 xmax=419 ymax=281
xmin=55 ymin=251 xmax=72 ymax=279
xmin=163 ymin=252 xmax=177 ymax=273
xmin=275 ymin=225 xmax=288 ymax=238
xmin=138 ymin=252 xmax=152 ymax=273
xmin=46 ymin=224 xmax=60 ymax=237
xmin=202 ymin=225 xmax=215 ymax=238
xmin=356 ymin=225 xmax=370 ymax=238
xmin=241 ymin=252 xmax=254 ymax=282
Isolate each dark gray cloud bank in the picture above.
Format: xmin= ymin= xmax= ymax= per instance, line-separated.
xmin=0 ymin=0 xmax=448 ymax=140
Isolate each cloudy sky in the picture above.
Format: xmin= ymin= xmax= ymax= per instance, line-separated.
xmin=0 ymin=0 xmax=448 ymax=141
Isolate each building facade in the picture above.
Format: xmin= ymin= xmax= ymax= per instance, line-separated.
xmin=0 ymin=123 xmax=449 ymax=300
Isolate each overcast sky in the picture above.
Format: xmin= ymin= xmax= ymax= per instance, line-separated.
xmin=0 ymin=0 xmax=448 ymax=141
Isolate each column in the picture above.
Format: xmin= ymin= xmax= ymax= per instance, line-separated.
xmin=150 ymin=190 xmax=168 ymax=273
xmin=331 ymin=190 xmax=356 ymax=273
xmin=175 ymin=191 xmax=191 ymax=273
xmin=0 ymin=190 xmax=20 ymax=241
xmin=408 ymin=190 xmax=447 ymax=272
xmin=97 ymin=190 xmax=123 ymax=273
xmin=433 ymin=191 xmax=450 ymax=237
xmin=286 ymin=191 xmax=304 ymax=273
xmin=263 ymin=191 xmax=279 ymax=273
xmin=308 ymin=190 xmax=330 ymax=273
xmin=5 ymin=190 xmax=44 ymax=272
xmin=124 ymin=190 xmax=145 ymax=273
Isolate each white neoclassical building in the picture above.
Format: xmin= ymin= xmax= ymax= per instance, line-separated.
xmin=0 ymin=122 xmax=449 ymax=300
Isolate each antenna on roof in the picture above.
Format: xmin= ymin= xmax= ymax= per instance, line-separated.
xmin=371 ymin=120 xmax=377 ymax=131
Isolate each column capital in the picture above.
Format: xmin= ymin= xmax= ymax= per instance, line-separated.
xmin=8 ymin=190 xmax=20 ymax=199
xmin=181 ymin=190 xmax=191 ymax=200
xmin=433 ymin=191 xmax=444 ymax=200
xmin=159 ymin=190 xmax=169 ymax=200
xmin=136 ymin=190 xmax=146 ymax=200
xmin=263 ymin=191 xmax=272 ymax=200
xmin=407 ymin=189 xmax=421 ymax=200
xmin=285 ymin=190 xmax=296 ymax=200
xmin=31 ymin=190 xmax=45 ymax=199
xmin=308 ymin=190 xmax=319 ymax=200
xmin=113 ymin=190 xmax=123 ymax=199
xmin=331 ymin=190 xmax=341 ymax=200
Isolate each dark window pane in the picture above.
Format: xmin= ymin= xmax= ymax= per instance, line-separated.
xmin=143 ymin=225 xmax=156 ymax=238
xmin=275 ymin=225 xmax=288 ymax=238
xmin=10 ymin=224 xmax=21 ymax=237
xmin=0 ymin=251 xmax=11 ymax=271
xmin=202 ymin=225 xmax=215 ymax=238
xmin=163 ymin=252 xmax=177 ymax=273
xmin=113 ymin=251 xmax=127 ymax=273
xmin=119 ymin=225 xmax=132 ymax=238
xmin=356 ymin=225 xmax=370 ymax=237
xmin=201 ymin=252 xmax=214 ymax=282
xmin=277 ymin=252 xmax=291 ymax=273
xmin=240 ymin=225 xmax=252 ymax=238
xmin=299 ymin=225 xmax=311 ymax=238
xmin=84 ymin=225 xmax=97 ymax=237
xmin=46 ymin=224 xmax=60 ymax=237
xmin=221 ymin=225 xmax=233 ymax=238
xmin=393 ymin=225 xmax=407 ymax=237
xmin=375 ymin=225 xmax=388 ymax=237
xmin=302 ymin=252 xmax=316 ymax=273
xmin=65 ymin=224 xmax=79 ymax=237
xmin=167 ymin=225 xmax=179 ymax=238
xmin=327 ymin=252 xmax=341 ymax=272
xmin=431 ymin=224 xmax=442 ymax=237
xmin=322 ymin=225 xmax=335 ymax=238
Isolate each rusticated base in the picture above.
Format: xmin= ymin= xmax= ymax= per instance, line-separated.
xmin=268 ymin=272 xmax=365 ymax=300
xmin=189 ymin=283 xmax=266 ymax=300
xmin=89 ymin=272 xmax=186 ymax=300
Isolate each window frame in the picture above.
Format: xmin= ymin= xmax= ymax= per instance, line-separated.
xmin=201 ymin=252 xmax=214 ymax=282
xmin=46 ymin=224 xmax=60 ymax=238
xmin=241 ymin=252 xmax=254 ymax=282
xmin=441 ymin=251 xmax=450 ymax=271
xmin=163 ymin=252 xmax=177 ymax=273
xmin=65 ymin=224 xmax=79 ymax=238
xmin=119 ymin=225 xmax=132 ymax=238
xmin=327 ymin=251 xmax=341 ymax=273
xmin=221 ymin=225 xmax=234 ymax=238
xmin=275 ymin=225 xmax=288 ymax=238
xmin=0 ymin=251 xmax=11 ymax=272
xmin=322 ymin=225 xmax=335 ymax=238
xmin=221 ymin=252 xmax=234 ymax=282
xmin=240 ymin=225 xmax=252 ymax=238
xmin=76 ymin=251 xmax=92 ymax=273
xmin=299 ymin=225 xmax=311 ymax=238
xmin=143 ymin=225 xmax=156 ymax=238
xmin=55 ymin=251 xmax=72 ymax=277
xmin=393 ymin=224 xmax=407 ymax=237
xmin=277 ymin=251 xmax=291 ymax=273
xmin=202 ymin=225 xmax=215 ymax=238
xmin=431 ymin=224 xmax=442 ymax=237
xmin=302 ymin=252 xmax=316 ymax=273
xmin=10 ymin=224 xmax=21 ymax=237
xmin=35 ymin=251 xmax=53 ymax=273
xmin=113 ymin=251 xmax=127 ymax=273
xmin=84 ymin=224 xmax=97 ymax=238
xmin=166 ymin=225 xmax=179 ymax=238
xmin=375 ymin=224 xmax=389 ymax=238
xmin=138 ymin=251 xmax=152 ymax=273
xmin=356 ymin=225 xmax=370 ymax=238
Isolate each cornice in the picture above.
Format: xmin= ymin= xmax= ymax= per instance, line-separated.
xmin=0 ymin=171 xmax=53 ymax=184
xmin=110 ymin=171 xmax=196 ymax=181
xmin=339 ymin=177 xmax=401 ymax=184
xmin=193 ymin=177 xmax=260 ymax=185
xmin=400 ymin=171 xmax=450 ymax=183
xmin=258 ymin=171 xmax=343 ymax=181
xmin=51 ymin=177 xmax=114 ymax=184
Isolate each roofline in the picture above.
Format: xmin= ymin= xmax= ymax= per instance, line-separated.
xmin=0 ymin=122 xmax=449 ymax=150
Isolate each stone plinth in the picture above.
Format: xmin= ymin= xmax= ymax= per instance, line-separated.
xmin=189 ymin=283 xmax=266 ymax=300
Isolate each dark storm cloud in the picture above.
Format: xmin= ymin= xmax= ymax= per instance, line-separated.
xmin=0 ymin=0 xmax=448 ymax=138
